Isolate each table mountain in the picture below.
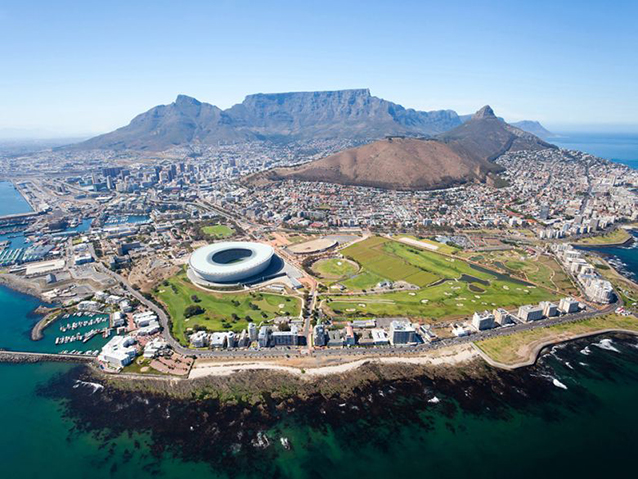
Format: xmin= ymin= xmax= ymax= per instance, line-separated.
xmin=66 ymin=89 xmax=463 ymax=151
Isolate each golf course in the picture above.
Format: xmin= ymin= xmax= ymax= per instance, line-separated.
xmin=323 ymin=236 xmax=560 ymax=321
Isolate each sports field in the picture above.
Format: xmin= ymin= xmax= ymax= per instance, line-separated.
xmin=202 ymin=224 xmax=234 ymax=239
xmin=325 ymin=236 xmax=558 ymax=320
xmin=312 ymin=258 xmax=359 ymax=280
xmin=340 ymin=237 xmax=440 ymax=289
xmin=574 ymin=228 xmax=631 ymax=245
xmin=153 ymin=273 xmax=301 ymax=345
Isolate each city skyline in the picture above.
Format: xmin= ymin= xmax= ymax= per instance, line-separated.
xmin=1 ymin=0 xmax=638 ymax=137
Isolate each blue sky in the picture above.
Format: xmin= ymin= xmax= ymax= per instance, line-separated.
xmin=1 ymin=0 xmax=637 ymax=137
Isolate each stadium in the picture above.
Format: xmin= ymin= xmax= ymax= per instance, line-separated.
xmin=189 ymin=241 xmax=276 ymax=284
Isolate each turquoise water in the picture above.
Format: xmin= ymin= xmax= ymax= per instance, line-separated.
xmin=0 ymin=286 xmax=109 ymax=353
xmin=0 ymin=181 xmax=33 ymax=216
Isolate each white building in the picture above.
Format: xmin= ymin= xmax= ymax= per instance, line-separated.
xmin=452 ymin=324 xmax=470 ymax=337
xmin=98 ymin=336 xmax=137 ymax=368
xmin=143 ymin=337 xmax=168 ymax=358
xmin=540 ymin=301 xmax=559 ymax=317
xmin=493 ymin=308 xmax=514 ymax=326
xmin=210 ymin=332 xmax=228 ymax=348
xmin=271 ymin=324 xmax=299 ymax=346
xmin=518 ymin=304 xmax=544 ymax=322
xmin=137 ymin=320 xmax=160 ymax=336
xmin=111 ymin=311 xmax=126 ymax=328
xmin=472 ymin=311 xmax=495 ymax=330
xmin=584 ymin=278 xmax=614 ymax=303
xmin=371 ymin=328 xmax=389 ymax=345
xmin=190 ymin=330 xmax=209 ymax=348
xmin=389 ymin=320 xmax=416 ymax=345
xmin=558 ymin=297 xmax=580 ymax=314
xmin=248 ymin=323 xmax=258 ymax=342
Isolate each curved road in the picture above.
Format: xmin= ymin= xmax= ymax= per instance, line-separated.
xmin=89 ymin=238 xmax=622 ymax=360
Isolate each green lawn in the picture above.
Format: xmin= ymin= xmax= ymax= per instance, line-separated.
xmin=202 ymin=224 xmax=235 ymax=239
xmin=476 ymin=314 xmax=638 ymax=365
xmin=312 ymin=258 xmax=359 ymax=279
xmin=341 ymin=237 xmax=441 ymax=288
xmin=327 ymin=277 xmax=552 ymax=320
xmin=154 ymin=274 xmax=301 ymax=346
xmin=342 ymin=270 xmax=387 ymax=291
xmin=326 ymin=236 xmax=558 ymax=320
xmin=574 ymin=228 xmax=631 ymax=245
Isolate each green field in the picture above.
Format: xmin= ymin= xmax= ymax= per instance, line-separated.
xmin=341 ymin=237 xmax=440 ymax=289
xmin=574 ymin=228 xmax=631 ymax=245
xmin=476 ymin=313 xmax=638 ymax=365
xmin=312 ymin=258 xmax=358 ymax=279
xmin=325 ymin=236 xmax=558 ymax=320
xmin=202 ymin=224 xmax=235 ymax=239
xmin=154 ymin=274 xmax=301 ymax=345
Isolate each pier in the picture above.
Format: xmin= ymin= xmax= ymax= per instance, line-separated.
xmin=0 ymin=350 xmax=95 ymax=364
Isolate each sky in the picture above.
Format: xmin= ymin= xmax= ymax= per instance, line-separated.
xmin=1 ymin=0 xmax=637 ymax=137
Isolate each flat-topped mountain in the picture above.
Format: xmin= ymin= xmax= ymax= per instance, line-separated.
xmin=247 ymin=106 xmax=555 ymax=191
xmin=65 ymin=89 xmax=552 ymax=151
xmin=68 ymin=89 xmax=461 ymax=151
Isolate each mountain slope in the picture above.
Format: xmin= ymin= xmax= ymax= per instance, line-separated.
xmin=509 ymin=120 xmax=554 ymax=139
xmin=438 ymin=106 xmax=555 ymax=162
xmin=248 ymin=106 xmax=554 ymax=191
xmin=67 ymin=89 xmax=463 ymax=151
xmin=248 ymin=137 xmax=502 ymax=190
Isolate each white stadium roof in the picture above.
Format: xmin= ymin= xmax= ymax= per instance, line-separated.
xmin=189 ymin=241 xmax=274 ymax=283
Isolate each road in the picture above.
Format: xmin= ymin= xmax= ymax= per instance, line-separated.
xmin=85 ymin=220 xmax=623 ymax=361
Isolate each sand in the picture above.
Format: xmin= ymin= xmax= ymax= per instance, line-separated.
xmin=188 ymin=344 xmax=478 ymax=379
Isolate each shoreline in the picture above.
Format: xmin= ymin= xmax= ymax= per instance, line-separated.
xmin=573 ymin=228 xmax=636 ymax=248
xmin=0 ymin=273 xmax=50 ymax=302
xmin=475 ymin=328 xmax=638 ymax=370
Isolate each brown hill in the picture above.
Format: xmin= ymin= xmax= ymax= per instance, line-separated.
xmin=249 ymin=137 xmax=502 ymax=190
xmin=247 ymin=106 xmax=555 ymax=191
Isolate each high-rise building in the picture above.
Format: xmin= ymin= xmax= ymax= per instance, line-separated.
xmin=389 ymin=320 xmax=416 ymax=345
xmin=472 ymin=311 xmax=495 ymax=330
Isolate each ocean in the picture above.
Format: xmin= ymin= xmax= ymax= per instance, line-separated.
xmin=0 ymin=134 xmax=636 ymax=478
xmin=552 ymin=132 xmax=638 ymax=169
xmin=0 ymin=181 xmax=33 ymax=216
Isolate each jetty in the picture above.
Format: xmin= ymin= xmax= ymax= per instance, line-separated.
xmin=0 ymin=350 xmax=95 ymax=364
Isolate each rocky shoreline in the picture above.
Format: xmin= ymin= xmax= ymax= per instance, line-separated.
xmin=35 ymin=332 xmax=638 ymax=475
xmin=0 ymin=273 xmax=49 ymax=302
xmin=33 ymin=347 xmax=581 ymax=475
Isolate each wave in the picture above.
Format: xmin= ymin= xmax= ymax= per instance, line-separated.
xmin=73 ymin=380 xmax=104 ymax=394
xmin=580 ymin=347 xmax=591 ymax=356
xmin=552 ymin=378 xmax=568 ymax=390
xmin=428 ymin=396 xmax=440 ymax=404
xmin=594 ymin=338 xmax=621 ymax=353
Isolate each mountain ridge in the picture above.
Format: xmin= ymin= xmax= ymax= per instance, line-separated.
xmin=66 ymin=90 xmax=552 ymax=151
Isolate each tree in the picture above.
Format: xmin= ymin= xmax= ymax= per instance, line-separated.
xmin=191 ymin=294 xmax=201 ymax=303
xmin=184 ymin=305 xmax=205 ymax=318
